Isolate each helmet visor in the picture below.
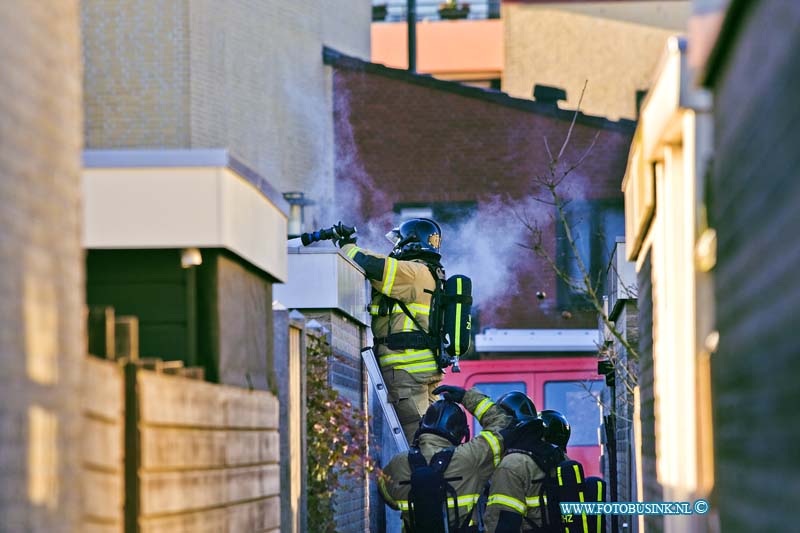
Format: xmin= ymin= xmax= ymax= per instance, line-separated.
xmin=385 ymin=228 xmax=401 ymax=246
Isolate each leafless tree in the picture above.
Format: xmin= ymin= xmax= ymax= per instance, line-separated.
xmin=517 ymin=80 xmax=639 ymax=399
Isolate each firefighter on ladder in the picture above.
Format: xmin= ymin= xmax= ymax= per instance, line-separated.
xmin=335 ymin=218 xmax=446 ymax=443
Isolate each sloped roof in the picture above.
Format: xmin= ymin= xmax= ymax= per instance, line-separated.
xmin=323 ymin=47 xmax=636 ymax=132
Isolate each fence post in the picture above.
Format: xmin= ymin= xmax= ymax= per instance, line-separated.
xmin=124 ymin=362 xmax=141 ymax=533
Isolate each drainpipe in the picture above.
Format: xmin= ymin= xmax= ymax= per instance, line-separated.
xmin=407 ymin=0 xmax=417 ymax=72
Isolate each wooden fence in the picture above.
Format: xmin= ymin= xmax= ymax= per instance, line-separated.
xmin=81 ymin=357 xmax=280 ymax=533
xmin=82 ymin=357 xmax=125 ymax=532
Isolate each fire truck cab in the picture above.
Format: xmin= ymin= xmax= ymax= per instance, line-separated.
xmin=441 ymin=328 xmax=604 ymax=478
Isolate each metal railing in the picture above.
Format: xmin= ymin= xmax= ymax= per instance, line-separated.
xmin=372 ymin=1 xmax=501 ymax=22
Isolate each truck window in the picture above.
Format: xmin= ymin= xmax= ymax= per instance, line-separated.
xmin=472 ymin=381 xmax=526 ymax=433
xmin=543 ymin=380 xmax=602 ymax=446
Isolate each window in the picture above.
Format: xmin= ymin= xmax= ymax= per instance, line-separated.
xmin=556 ymin=199 xmax=625 ymax=308
xmin=394 ymin=201 xmax=482 ymax=354
xmin=394 ymin=201 xmax=477 ymax=228
xmin=543 ymin=380 xmax=602 ymax=446
xmin=472 ymin=381 xmax=526 ymax=433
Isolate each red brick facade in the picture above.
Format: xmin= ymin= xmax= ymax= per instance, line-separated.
xmin=327 ymin=49 xmax=635 ymax=330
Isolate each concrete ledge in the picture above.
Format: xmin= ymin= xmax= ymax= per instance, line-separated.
xmin=82 ymin=153 xmax=288 ymax=282
xmin=83 ymin=149 xmax=290 ymax=216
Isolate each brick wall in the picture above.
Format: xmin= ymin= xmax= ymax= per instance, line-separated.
xmin=0 ymin=1 xmax=84 ymax=529
xmin=305 ymin=311 xmax=370 ymax=533
xmin=331 ymin=61 xmax=634 ymax=329
xmin=503 ymin=1 xmax=689 ymax=120
xmin=707 ymin=1 xmax=800 ymax=529
xmin=600 ymin=299 xmax=639 ymax=531
xmin=636 ymin=250 xmax=663 ymax=532
xmin=82 ymin=0 xmax=370 ymax=213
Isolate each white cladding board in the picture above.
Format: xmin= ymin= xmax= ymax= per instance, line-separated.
xmin=475 ymin=329 xmax=598 ymax=352
xmin=274 ymin=248 xmax=369 ymax=325
xmin=82 ymin=166 xmax=288 ymax=282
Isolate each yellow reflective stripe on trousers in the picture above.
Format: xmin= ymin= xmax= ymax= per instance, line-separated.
xmin=379 ymin=349 xmax=435 ymax=366
xmin=574 ymin=463 xmax=582 ymax=483
xmin=487 ymin=494 xmax=526 ymax=514
xmin=382 ymin=258 xmax=398 ymax=294
xmin=396 ymin=494 xmax=479 ymax=511
xmin=480 ymin=430 xmax=502 ymax=466
xmin=346 ymin=246 xmax=361 ymax=259
xmin=396 ymin=360 xmax=438 ymax=373
xmin=474 ymin=398 xmax=494 ymax=422
xmin=454 ymin=277 xmax=462 ymax=355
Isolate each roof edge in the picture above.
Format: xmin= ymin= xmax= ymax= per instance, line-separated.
xmin=323 ymin=46 xmax=636 ymax=133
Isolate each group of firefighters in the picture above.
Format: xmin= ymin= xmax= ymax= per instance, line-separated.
xmin=316 ymin=217 xmax=601 ymax=532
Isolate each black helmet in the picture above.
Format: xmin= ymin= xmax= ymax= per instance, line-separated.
xmin=497 ymin=391 xmax=537 ymax=424
xmin=386 ymin=218 xmax=442 ymax=260
xmin=540 ymin=410 xmax=571 ymax=450
xmin=415 ymin=400 xmax=469 ymax=445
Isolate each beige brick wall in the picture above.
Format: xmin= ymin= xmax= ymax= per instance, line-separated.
xmin=503 ymin=1 xmax=690 ymax=120
xmin=82 ymin=0 xmax=191 ymax=148
xmin=0 ymin=1 xmax=84 ymax=530
xmin=82 ymin=0 xmax=371 ymax=221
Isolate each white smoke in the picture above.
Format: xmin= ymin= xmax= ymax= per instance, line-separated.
xmin=316 ymin=79 xmax=569 ymax=326
xmin=437 ymin=196 xmax=550 ymax=321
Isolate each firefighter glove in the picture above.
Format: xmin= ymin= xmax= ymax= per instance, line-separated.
xmin=336 ymin=234 xmax=357 ymax=247
xmin=333 ymin=222 xmax=357 ymax=248
xmin=432 ymin=385 xmax=466 ymax=404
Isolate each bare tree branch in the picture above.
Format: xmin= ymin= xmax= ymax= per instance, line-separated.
xmin=543 ymin=136 xmax=554 ymax=162
xmin=556 ymin=79 xmax=588 ymax=162
xmin=524 ymin=80 xmax=641 ymax=414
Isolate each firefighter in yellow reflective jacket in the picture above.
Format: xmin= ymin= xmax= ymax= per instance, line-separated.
xmin=484 ymin=393 xmax=566 ymax=532
xmin=338 ymin=218 xmax=445 ymax=442
xmin=378 ymin=385 xmax=512 ymax=532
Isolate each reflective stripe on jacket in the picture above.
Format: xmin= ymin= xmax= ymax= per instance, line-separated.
xmin=342 ymin=244 xmax=438 ymax=376
xmin=378 ymin=389 xmax=512 ymax=530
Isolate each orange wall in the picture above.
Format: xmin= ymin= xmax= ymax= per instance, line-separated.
xmin=371 ymin=20 xmax=503 ymax=75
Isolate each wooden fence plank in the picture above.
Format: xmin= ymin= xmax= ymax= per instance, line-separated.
xmin=83 ymin=357 xmax=124 ymax=421
xmin=141 ymin=428 xmax=278 ymax=470
xmin=81 ymin=357 xmax=124 ymax=532
xmin=83 ymin=417 xmax=123 ymax=472
xmin=82 ymin=468 xmax=123 ymax=521
xmin=87 ymin=306 xmax=115 ymax=359
xmin=83 ymin=522 xmax=122 ymax=533
xmin=138 ymin=496 xmax=280 ymax=533
xmin=227 ymin=496 xmax=280 ymax=532
xmin=115 ymin=315 xmax=139 ymax=360
xmin=225 ymin=430 xmax=279 ymax=467
xmin=138 ymin=370 xmax=225 ymax=427
xmin=139 ymin=508 xmax=227 ymax=533
xmin=140 ymin=464 xmax=279 ymax=517
xmin=226 ymin=464 xmax=280 ymax=504
xmin=140 ymin=428 xmax=226 ymax=470
xmin=223 ymin=387 xmax=279 ymax=430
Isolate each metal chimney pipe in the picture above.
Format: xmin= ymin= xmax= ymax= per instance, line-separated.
xmin=407 ymin=0 xmax=417 ymax=72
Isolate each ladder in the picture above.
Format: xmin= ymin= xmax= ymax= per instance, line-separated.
xmin=361 ymin=347 xmax=409 ymax=453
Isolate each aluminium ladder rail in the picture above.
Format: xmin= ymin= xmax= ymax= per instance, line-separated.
xmin=361 ymin=347 xmax=409 ymax=453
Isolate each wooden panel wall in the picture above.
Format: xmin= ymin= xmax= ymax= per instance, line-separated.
xmin=136 ymin=369 xmax=280 ymax=532
xmin=82 ymin=357 xmax=125 ymax=532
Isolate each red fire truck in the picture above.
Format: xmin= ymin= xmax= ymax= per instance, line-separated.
xmin=441 ymin=329 xmax=603 ymax=478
